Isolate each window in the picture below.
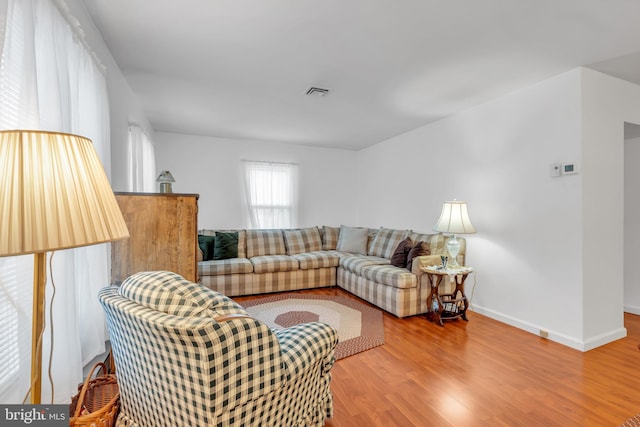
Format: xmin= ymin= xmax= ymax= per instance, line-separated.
xmin=0 ymin=0 xmax=111 ymax=403
xmin=0 ymin=256 xmax=31 ymax=398
xmin=243 ymin=161 xmax=298 ymax=229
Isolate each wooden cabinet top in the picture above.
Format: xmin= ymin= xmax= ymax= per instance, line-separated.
xmin=114 ymin=191 xmax=199 ymax=199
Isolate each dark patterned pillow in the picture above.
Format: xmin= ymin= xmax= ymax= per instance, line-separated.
xmin=390 ymin=238 xmax=413 ymax=268
xmin=406 ymin=241 xmax=431 ymax=270
xmin=198 ymin=235 xmax=216 ymax=261
xmin=213 ymin=232 xmax=239 ymax=260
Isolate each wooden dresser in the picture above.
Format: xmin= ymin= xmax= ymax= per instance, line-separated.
xmin=111 ymin=192 xmax=199 ymax=284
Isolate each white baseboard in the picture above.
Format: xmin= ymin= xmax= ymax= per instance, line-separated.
xmin=624 ymin=305 xmax=640 ymax=315
xmin=470 ymin=305 xmax=627 ymax=352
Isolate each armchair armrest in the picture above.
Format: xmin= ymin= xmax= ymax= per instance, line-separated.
xmin=274 ymin=322 xmax=338 ymax=380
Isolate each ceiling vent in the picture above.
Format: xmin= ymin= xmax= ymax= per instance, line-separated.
xmin=305 ymin=87 xmax=330 ymax=97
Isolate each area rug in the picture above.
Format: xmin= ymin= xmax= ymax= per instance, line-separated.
xmin=241 ymin=294 xmax=385 ymax=360
xmin=621 ymin=413 xmax=640 ymax=427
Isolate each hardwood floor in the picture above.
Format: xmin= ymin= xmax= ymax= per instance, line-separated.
xmin=235 ymin=288 xmax=640 ymax=427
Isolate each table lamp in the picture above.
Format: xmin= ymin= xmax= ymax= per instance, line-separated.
xmin=432 ymin=200 xmax=476 ymax=267
xmin=0 ymin=130 xmax=129 ymax=404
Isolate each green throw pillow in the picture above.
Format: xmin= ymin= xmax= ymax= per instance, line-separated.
xmin=198 ymin=235 xmax=216 ymax=261
xmin=213 ymin=232 xmax=239 ymax=260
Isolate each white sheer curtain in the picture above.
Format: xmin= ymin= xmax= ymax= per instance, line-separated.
xmin=0 ymin=0 xmax=111 ymax=403
xmin=126 ymin=123 xmax=156 ymax=192
xmin=242 ymin=161 xmax=298 ymax=229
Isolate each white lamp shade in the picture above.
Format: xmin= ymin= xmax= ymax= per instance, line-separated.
xmin=0 ymin=130 xmax=130 ymax=256
xmin=433 ymin=201 xmax=476 ymax=234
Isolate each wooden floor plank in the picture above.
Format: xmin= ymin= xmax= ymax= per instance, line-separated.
xmin=234 ymin=288 xmax=640 ymax=426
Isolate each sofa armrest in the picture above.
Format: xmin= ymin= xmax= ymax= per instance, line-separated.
xmin=411 ymin=254 xmax=465 ymax=275
xmin=274 ymin=322 xmax=338 ymax=380
xmin=411 ymin=254 xmax=444 ymax=275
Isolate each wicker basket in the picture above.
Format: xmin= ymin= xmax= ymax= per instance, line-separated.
xmin=69 ymin=362 xmax=120 ymax=427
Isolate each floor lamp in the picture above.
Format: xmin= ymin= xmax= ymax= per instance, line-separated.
xmin=0 ymin=130 xmax=129 ymax=404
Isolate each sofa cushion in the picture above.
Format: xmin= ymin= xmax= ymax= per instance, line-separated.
xmin=251 ymin=255 xmax=300 ymax=273
xmin=321 ymin=226 xmax=339 ymax=250
xmin=340 ymin=254 xmax=390 ymax=275
xmin=360 ymin=264 xmax=418 ymax=289
xmin=213 ymin=231 xmax=239 ymax=260
xmin=283 ymin=227 xmax=322 ymax=255
xmin=199 ymin=258 xmax=254 ymax=276
xmin=324 ymin=250 xmax=355 ymax=259
xmin=336 ymin=225 xmax=368 ymax=254
xmin=246 ymin=229 xmax=286 ymax=258
xmin=390 ymin=237 xmax=413 ymax=268
xmin=291 ymin=251 xmax=340 ymax=269
xmin=119 ymin=270 xmax=246 ymax=317
xmin=407 ymin=241 xmax=431 ymax=271
xmin=368 ymin=228 xmax=410 ymax=259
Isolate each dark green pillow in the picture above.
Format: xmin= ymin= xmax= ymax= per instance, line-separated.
xmin=198 ymin=235 xmax=216 ymax=261
xmin=213 ymin=232 xmax=239 ymax=260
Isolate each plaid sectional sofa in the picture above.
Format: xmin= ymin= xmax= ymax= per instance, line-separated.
xmin=199 ymin=226 xmax=466 ymax=318
xmin=99 ymin=271 xmax=338 ymax=427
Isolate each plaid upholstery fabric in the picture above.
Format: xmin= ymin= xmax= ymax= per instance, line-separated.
xmin=201 ymin=273 xmax=254 ymax=297
xmin=215 ymin=346 xmax=335 ymax=426
xmin=325 ymin=250 xmax=356 ymax=259
xmin=251 ymin=255 xmax=300 ymax=274
xmin=199 ymin=229 xmax=247 ymax=258
xmin=283 ymin=227 xmax=323 ymax=255
xmin=320 ymin=226 xmax=339 ymax=250
xmin=291 ymin=251 xmax=340 ymax=269
xmin=340 ymin=255 xmax=390 ymax=275
xmin=246 ymin=229 xmax=286 ymax=258
xmin=337 ymin=268 xmax=426 ymax=318
xmin=252 ymin=271 xmax=304 ymax=294
xmin=119 ymin=271 xmax=245 ymax=318
xmin=368 ymin=228 xmax=410 ymax=259
xmin=199 ymin=258 xmax=254 ymax=276
xmin=201 ymin=268 xmax=334 ymax=297
xmin=100 ymin=274 xmax=337 ymax=427
xmin=409 ymin=232 xmax=446 ymax=255
xmin=252 ymin=268 xmax=336 ymax=294
xmin=360 ymin=264 xmax=417 ymax=289
xmin=366 ymin=228 xmax=379 ymax=254
xmin=298 ymin=267 xmax=337 ymax=288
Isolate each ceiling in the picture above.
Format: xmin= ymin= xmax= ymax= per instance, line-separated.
xmin=84 ymin=0 xmax=640 ymax=150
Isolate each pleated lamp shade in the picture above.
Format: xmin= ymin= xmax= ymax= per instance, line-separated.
xmin=0 ymin=130 xmax=129 ymax=256
xmin=433 ymin=201 xmax=476 ymax=235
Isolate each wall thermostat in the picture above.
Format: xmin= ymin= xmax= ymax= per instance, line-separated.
xmin=550 ymin=161 xmax=580 ymax=177
xmin=562 ymin=162 xmax=579 ymax=175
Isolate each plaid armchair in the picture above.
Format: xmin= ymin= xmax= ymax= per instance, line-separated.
xmin=99 ymin=271 xmax=338 ymax=427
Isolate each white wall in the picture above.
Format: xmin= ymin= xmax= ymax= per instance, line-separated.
xmin=581 ymin=69 xmax=640 ymax=348
xmin=357 ymin=68 xmax=640 ymax=350
xmin=357 ymin=69 xmax=591 ymax=348
xmin=624 ymin=130 xmax=640 ymax=314
xmin=154 ymin=132 xmax=358 ymax=229
xmin=67 ymin=0 xmax=154 ymax=189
